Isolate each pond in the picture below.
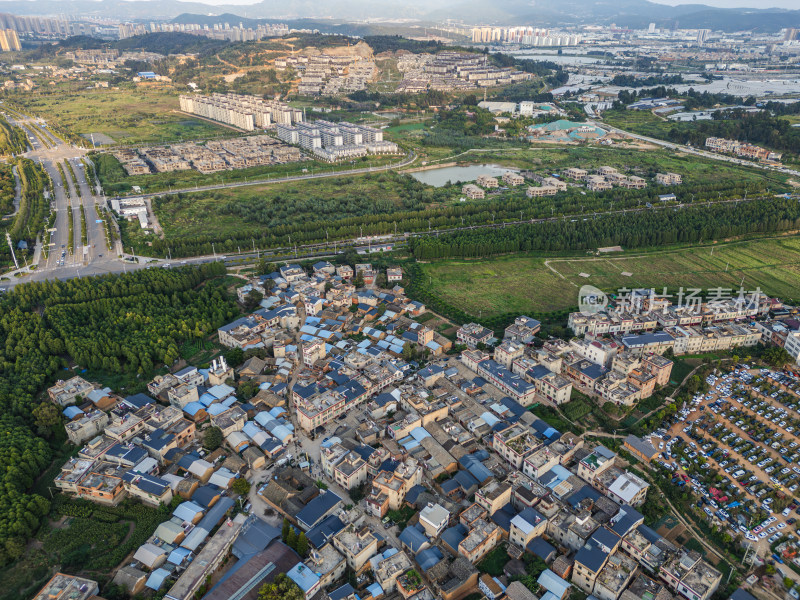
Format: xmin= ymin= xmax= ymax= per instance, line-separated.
xmin=409 ymin=163 xmax=512 ymax=187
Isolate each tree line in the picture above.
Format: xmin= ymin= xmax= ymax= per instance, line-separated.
xmin=409 ymin=197 xmax=800 ymax=260
xmin=9 ymin=159 xmax=48 ymax=249
xmin=0 ymin=163 xmax=15 ymax=216
xmin=615 ymin=86 xmax=743 ymax=110
xmin=0 ymin=114 xmax=27 ymax=156
xmin=611 ymin=74 xmax=685 ymax=88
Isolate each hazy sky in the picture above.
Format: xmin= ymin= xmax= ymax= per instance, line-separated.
xmin=176 ymin=0 xmax=800 ymax=8
xmin=650 ymin=0 xmax=798 ymax=8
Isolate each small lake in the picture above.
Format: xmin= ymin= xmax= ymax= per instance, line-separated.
xmin=409 ymin=163 xmax=512 ymax=187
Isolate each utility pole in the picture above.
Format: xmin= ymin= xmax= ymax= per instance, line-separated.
xmin=5 ymin=232 xmax=18 ymax=270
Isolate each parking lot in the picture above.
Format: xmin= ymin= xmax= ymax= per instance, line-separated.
xmin=649 ymin=365 xmax=800 ymax=557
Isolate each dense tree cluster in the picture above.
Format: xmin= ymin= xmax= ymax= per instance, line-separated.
xmin=434 ymin=106 xmax=498 ymax=137
xmin=9 ymin=159 xmax=48 ymax=248
xmin=615 ymin=87 xmax=743 ymax=109
xmin=362 ymin=35 xmax=444 ymax=55
xmin=114 ymin=32 xmax=229 ymax=55
xmin=0 ymin=115 xmax=27 ymax=156
xmin=30 ymin=264 xmax=235 ymax=372
xmin=611 ymin=74 xmax=684 ymax=87
xmin=257 ymin=573 xmax=304 ymax=600
xmin=0 ymin=263 xmax=235 ymax=564
xmin=346 ymin=88 xmax=447 ymax=109
xmin=217 ymin=172 xmax=440 ymax=228
xmin=409 ymin=197 xmax=800 ymax=260
xmin=664 ymin=110 xmax=800 ymax=157
xmin=0 ymin=163 xmax=15 ymax=216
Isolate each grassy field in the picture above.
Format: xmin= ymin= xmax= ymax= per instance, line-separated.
xmin=7 ymin=84 xmax=230 ymax=145
xmin=601 ymin=109 xmax=672 ymax=139
xmin=386 ymin=122 xmax=428 ymax=133
xmin=148 ymin=171 xmax=429 ymax=242
xmin=421 ymin=234 xmax=800 ymax=316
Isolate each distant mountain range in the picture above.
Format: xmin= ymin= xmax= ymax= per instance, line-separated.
xmin=0 ymin=0 xmax=798 ymax=32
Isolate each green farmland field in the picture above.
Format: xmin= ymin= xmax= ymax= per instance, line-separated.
xmin=421 ymin=234 xmax=800 ymax=317
xmin=8 ymin=84 xmax=230 ymax=145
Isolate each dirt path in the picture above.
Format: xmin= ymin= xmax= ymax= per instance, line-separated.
xmin=543 ymin=259 xmax=576 ymax=286
xmin=584 ymin=430 xmax=625 ymax=439
xmin=661 ymin=491 xmax=728 ymax=562
xmin=119 ymin=520 xmax=135 ymax=546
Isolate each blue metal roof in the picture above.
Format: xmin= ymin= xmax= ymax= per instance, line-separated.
xmin=173 ymin=501 xmax=204 ymax=522
xmin=287 ymin=563 xmax=320 ymax=593
xmin=459 ymin=454 xmax=493 ymax=483
xmin=538 ymin=569 xmax=571 ymax=598
xmin=399 ymin=525 xmax=429 ymax=553
xmin=197 ymin=496 xmax=234 ymax=531
xmin=124 ymin=393 xmax=154 ymax=408
xmin=207 ymin=383 xmax=235 ymax=399
xmin=405 ymin=484 xmax=425 ymax=505
xmin=145 ymin=568 xmax=170 ymax=591
xmin=410 ymin=427 xmax=430 ymax=442
xmin=296 ymin=492 xmax=342 ymax=530
xmin=527 ymin=536 xmax=556 ymax=561
xmin=621 ymin=331 xmax=674 ymax=348
xmin=609 ymin=505 xmax=644 ymax=537
xmin=306 ymin=515 xmax=345 ymax=549
xmin=636 ymin=523 xmax=662 ymax=544
xmin=191 ymin=485 xmax=220 ymax=508
xmin=416 ymin=546 xmax=444 ymax=570
xmin=490 ymin=503 xmax=517 ymax=532
xmin=566 ymin=484 xmax=601 ymax=508
xmin=328 ymin=584 xmax=356 ymax=600
xmin=453 ymin=470 xmax=479 ymax=492
xmin=183 ymin=401 xmax=205 ymax=416
xmin=441 ymin=479 xmax=459 ymax=494
xmin=167 ymin=546 xmax=191 ymax=565
xmin=63 ymin=406 xmax=83 ymax=419
xmin=590 ymin=526 xmax=621 ymax=552
xmin=575 ymin=545 xmax=609 ymax=572
xmin=122 ymin=471 xmax=169 ymax=496
xmin=540 ymin=465 xmax=572 ymax=489
xmin=233 ymin=516 xmax=281 ymax=558
xmin=441 ymin=523 xmax=467 ymax=551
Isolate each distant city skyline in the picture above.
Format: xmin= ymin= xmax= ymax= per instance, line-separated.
xmin=650 ymin=0 xmax=798 ymax=9
xmin=172 ymin=0 xmax=800 ymax=10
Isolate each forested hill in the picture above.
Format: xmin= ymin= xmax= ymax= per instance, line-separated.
xmin=114 ymin=32 xmax=230 ymax=55
xmin=0 ymin=263 xmax=238 ymax=564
